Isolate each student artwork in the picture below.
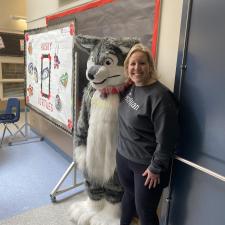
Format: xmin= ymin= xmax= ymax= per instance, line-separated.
xmin=67 ymin=118 xmax=73 ymax=129
xmin=28 ymin=41 xmax=32 ymax=55
xmin=69 ymin=34 xmax=139 ymax=225
xmin=55 ymin=94 xmax=62 ymax=111
xmin=60 ymin=72 xmax=68 ymax=88
xmin=33 ymin=66 xmax=38 ymax=83
xmin=28 ymin=62 xmax=38 ymax=83
xmin=28 ymin=62 xmax=33 ymax=75
xmin=27 ymin=84 xmax=33 ymax=97
xmin=54 ymin=44 xmax=60 ymax=69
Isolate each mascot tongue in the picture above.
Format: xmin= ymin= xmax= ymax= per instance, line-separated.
xmin=99 ymin=80 xmax=133 ymax=98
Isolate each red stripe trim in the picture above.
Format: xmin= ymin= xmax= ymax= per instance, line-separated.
xmin=46 ymin=0 xmax=114 ymax=24
xmin=151 ymin=0 xmax=161 ymax=59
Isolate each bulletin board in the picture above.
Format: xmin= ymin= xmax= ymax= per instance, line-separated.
xmin=46 ymin=0 xmax=161 ymax=59
xmin=24 ymin=21 xmax=76 ymax=134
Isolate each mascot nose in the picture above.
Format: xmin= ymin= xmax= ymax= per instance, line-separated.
xmin=87 ymin=72 xmax=94 ymax=80
xmin=87 ymin=66 xmax=99 ymax=80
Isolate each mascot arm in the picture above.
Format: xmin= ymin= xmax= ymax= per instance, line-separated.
xmin=74 ymin=85 xmax=94 ymax=172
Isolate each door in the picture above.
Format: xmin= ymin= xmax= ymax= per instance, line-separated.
xmin=161 ymin=0 xmax=225 ymax=225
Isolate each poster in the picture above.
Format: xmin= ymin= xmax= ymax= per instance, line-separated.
xmin=0 ymin=36 xmax=5 ymax=49
xmin=25 ymin=21 xmax=75 ymax=133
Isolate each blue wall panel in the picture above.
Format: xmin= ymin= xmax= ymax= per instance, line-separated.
xmin=163 ymin=0 xmax=225 ymax=224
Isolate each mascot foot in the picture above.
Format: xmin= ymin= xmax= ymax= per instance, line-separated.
xmin=90 ymin=201 xmax=120 ymax=225
xmin=69 ymin=197 xmax=104 ymax=225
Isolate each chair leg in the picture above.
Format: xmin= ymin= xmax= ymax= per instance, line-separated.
xmin=5 ymin=125 xmax=13 ymax=135
xmin=1 ymin=123 xmax=26 ymax=145
xmin=1 ymin=125 xmax=7 ymax=145
xmin=13 ymin=123 xmax=26 ymax=137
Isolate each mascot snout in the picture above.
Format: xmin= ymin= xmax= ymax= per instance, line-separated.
xmin=86 ymin=65 xmax=106 ymax=82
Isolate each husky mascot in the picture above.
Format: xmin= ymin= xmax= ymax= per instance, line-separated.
xmin=69 ymin=35 xmax=139 ymax=225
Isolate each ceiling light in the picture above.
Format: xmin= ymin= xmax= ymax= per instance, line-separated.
xmin=10 ymin=15 xmax=27 ymax=22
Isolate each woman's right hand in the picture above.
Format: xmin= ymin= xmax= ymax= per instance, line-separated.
xmin=142 ymin=168 xmax=160 ymax=189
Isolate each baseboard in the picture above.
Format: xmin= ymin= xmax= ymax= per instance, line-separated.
xmin=31 ymin=128 xmax=73 ymax=163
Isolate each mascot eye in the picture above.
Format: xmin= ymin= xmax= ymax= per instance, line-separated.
xmin=103 ymin=57 xmax=114 ymax=66
xmin=103 ymin=54 xmax=118 ymax=66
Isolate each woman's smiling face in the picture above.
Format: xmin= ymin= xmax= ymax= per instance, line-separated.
xmin=127 ymin=51 xmax=152 ymax=86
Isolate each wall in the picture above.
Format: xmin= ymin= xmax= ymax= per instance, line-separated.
xmin=26 ymin=0 xmax=183 ymax=157
xmin=157 ymin=0 xmax=183 ymax=91
xmin=27 ymin=0 xmax=91 ymax=29
xmin=0 ymin=0 xmax=27 ymax=33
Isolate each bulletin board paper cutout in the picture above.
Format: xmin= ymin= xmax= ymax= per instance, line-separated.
xmin=25 ymin=21 xmax=75 ymax=134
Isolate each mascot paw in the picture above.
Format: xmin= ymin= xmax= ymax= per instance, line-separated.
xmin=90 ymin=201 xmax=120 ymax=225
xmin=69 ymin=197 xmax=104 ymax=225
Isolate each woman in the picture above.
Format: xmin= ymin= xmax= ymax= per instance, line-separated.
xmin=116 ymin=43 xmax=179 ymax=225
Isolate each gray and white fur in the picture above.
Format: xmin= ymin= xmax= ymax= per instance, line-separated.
xmin=70 ymin=35 xmax=139 ymax=225
xmin=74 ymin=35 xmax=139 ymax=185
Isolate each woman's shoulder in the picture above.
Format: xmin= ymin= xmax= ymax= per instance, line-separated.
xmin=149 ymin=81 xmax=179 ymax=107
xmin=152 ymin=81 xmax=170 ymax=93
xmin=151 ymin=81 xmax=174 ymax=96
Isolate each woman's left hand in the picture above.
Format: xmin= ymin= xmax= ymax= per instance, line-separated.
xmin=142 ymin=168 xmax=160 ymax=189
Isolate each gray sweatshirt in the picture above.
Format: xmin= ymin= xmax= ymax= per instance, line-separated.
xmin=117 ymin=81 xmax=179 ymax=174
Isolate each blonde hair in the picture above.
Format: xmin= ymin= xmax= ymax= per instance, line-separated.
xmin=124 ymin=43 xmax=157 ymax=80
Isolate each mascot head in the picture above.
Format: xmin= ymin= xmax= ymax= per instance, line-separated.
xmin=75 ymin=34 xmax=139 ymax=94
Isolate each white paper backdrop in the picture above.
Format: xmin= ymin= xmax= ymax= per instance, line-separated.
xmin=25 ymin=22 xmax=75 ymax=132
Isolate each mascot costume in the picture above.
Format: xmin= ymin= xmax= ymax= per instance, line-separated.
xmin=69 ymin=35 xmax=139 ymax=225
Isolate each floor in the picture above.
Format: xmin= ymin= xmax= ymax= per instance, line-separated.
xmin=0 ymin=192 xmax=86 ymax=225
xmin=0 ymin=112 xmax=84 ymax=221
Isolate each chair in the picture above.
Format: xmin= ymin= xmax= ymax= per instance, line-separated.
xmin=0 ymin=98 xmax=24 ymax=145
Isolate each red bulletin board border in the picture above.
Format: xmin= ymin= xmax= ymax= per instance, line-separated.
xmin=151 ymin=0 xmax=161 ymax=59
xmin=46 ymin=0 xmax=161 ymax=59
xmin=46 ymin=0 xmax=114 ymax=24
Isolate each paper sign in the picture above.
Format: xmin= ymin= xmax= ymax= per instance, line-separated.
xmin=0 ymin=36 xmax=5 ymax=49
xmin=20 ymin=39 xmax=24 ymax=51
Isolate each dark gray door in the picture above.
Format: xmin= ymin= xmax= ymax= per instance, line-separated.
xmin=161 ymin=0 xmax=225 ymax=225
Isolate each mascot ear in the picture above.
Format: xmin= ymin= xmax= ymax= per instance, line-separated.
xmin=75 ymin=34 xmax=102 ymax=53
xmin=116 ymin=38 xmax=140 ymax=54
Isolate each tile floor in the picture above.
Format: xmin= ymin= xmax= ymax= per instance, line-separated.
xmin=0 ymin=112 xmax=84 ymax=221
